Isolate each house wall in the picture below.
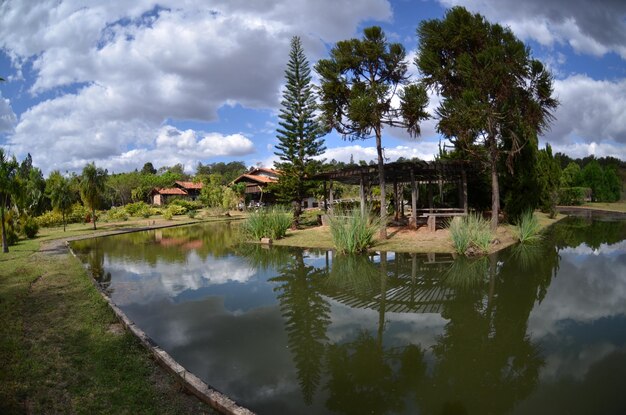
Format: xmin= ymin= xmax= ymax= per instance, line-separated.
xmin=153 ymin=194 xmax=163 ymax=206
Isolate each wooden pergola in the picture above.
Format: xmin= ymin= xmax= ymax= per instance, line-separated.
xmin=312 ymin=160 xmax=478 ymax=228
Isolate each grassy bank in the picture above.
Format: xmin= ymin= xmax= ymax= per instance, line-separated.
xmin=272 ymin=211 xmax=564 ymax=253
xmin=0 ymin=218 xmax=221 ymax=414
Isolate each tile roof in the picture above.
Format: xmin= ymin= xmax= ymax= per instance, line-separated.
xmin=175 ymin=181 xmax=203 ymax=190
xmin=155 ymin=187 xmax=188 ymax=195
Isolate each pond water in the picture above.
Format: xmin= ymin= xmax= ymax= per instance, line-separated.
xmin=71 ymin=215 xmax=626 ymax=415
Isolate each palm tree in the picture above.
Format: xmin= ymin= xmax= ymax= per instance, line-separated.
xmin=0 ymin=149 xmax=18 ymax=252
xmin=47 ymin=170 xmax=75 ymax=231
xmin=80 ymin=163 xmax=107 ymax=230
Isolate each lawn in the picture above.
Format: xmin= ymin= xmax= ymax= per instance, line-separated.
xmin=0 ymin=216 xmax=222 ymax=414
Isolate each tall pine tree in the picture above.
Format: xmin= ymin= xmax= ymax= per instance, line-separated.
xmin=274 ymin=36 xmax=325 ymax=227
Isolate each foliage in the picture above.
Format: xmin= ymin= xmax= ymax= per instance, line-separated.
xmin=199 ymin=174 xmax=224 ymax=208
xmin=242 ymin=207 xmax=292 ymax=240
xmin=447 ymin=214 xmax=493 ymax=256
xmin=46 ymin=171 xmax=75 ymax=231
xmin=2 ymin=210 xmax=19 ymax=246
xmin=416 ymin=7 xmax=558 ymax=230
xmin=165 ymin=204 xmax=187 ymax=217
xmin=273 ymin=36 xmax=326 ymax=227
xmin=168 ymin=198 xmax=201 ymax=211
xmin=21 ymin=216 xmax=39 ymax=239
xmin=195 ymin=161 xmax=246 ymax=184
xmin=560 ymin=162 xmax=582 ymax=188
xmin=14 ymin=154 xmax=47 ymax=217
xmin=536 ymin=144 xmax=561 ymax=217
xmin=327 ymin=208 xmax=380 ymax=254
xmin=558 ymin=187 xmax=589 ymax=205
xmin=0 ymin=149 xmax=19 ymax=252
xmin=221 ymin=186 xmax=238 ymax=210
xmin=103 ymin=206 xmax=129 ymax=222
xmin=316 ymin=26 xmax=429 ymax=237
xmin=123 ymin=201 xmax=151 ymax=217
xmin=80 ymin=162 xmax=108 ymax=230
xmin=514 ymin=210 xmax=542 ymax=243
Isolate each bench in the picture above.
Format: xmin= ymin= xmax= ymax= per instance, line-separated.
xmin=417 ymin=209 xmax=467 ymax=231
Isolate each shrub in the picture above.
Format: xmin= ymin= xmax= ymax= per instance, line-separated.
xmin=22 ymin=216 xmax=39 ymax=239
xmin=162 ymin=209 xmax=173 ymax=220
xmin=170 ymin=199 xmax=201 ymax=211
xmin=514 ymin=210 xmax=542 ymax=243
xmin=36 ymin=210 xmax=64 ymax=228
xmin=242 ymin=207 xmax=292 ymax=240
xmin=106 ymin=206 xmax=129 ymax=221
xmin=187 ymin=209 xmax=197 ymax=219
xmin=447 ymin=213 xmax=493 ymax=256
xmin=558 ymin=187 xmax=589 ymax=206
xmin=68 ymin=203 xmax=90 ymax=223
xmin=327 ymin=208 xmax=380 ymax=254
xmin=166 ymin=204 xmax=187 ymax=216
xmin=124 ymin=201 xmax=150 ymax=217
xmin=3 ymin=211 xmax=19 ymax=246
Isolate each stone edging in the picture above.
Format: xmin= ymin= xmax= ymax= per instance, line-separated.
xmin=66 ymin=239 xmax=256 ymax=415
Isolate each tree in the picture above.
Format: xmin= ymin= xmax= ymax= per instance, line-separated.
xmin=560 ymin=162 xmax=582 ymax=188
xmin=273 ymin=36 xmax=326 ymax=227
xmin=0 ymin=149 xmax=18 ymax=252
xmin=536 ymin=144 xmax=561 ymax=216
xmin=416 ymin=7 xmax=558 ymax=229
xmin=80 ymin=162 xmax=107 ymax=230
xmin=141 ymin=162 xmax=157 ymax=175
xmin=316 ymin=26 xmax=429 ymax=238
xmin=47 ymin=171 xmax=75 ymax=231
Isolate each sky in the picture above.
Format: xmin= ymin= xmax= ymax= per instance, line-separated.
xmin=0 ymin=0 xmax=625 ymax=176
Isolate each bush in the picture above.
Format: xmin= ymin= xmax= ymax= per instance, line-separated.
xmin=166 ymin=204 xmax=187 ymax=216
xmin=36 ymin=210 xmax=64 ymax=228
xmin=447 ymin=213 xmax=493 ymax=256
xmin=22 ymin=216 xmax=39 ymax=239
xmin=187 ymin=210 xmax=197 ymax=219
xmin=124 ymin=201 xmax=150 ymax=217
xmin=242 ymin=207 xmax=292 ymax=240
xmin=514 ymin=210 xmax=542 ymax=243
xmin=162 ymin=209 xmax=173 ymax=220
xmin=169 ymin=199 xmax=202 ymax=211
xmin=3 ymin=211 xmax=19 ymax=246
xmin=327 ymin=208 xmax=380 ymax=254
xmin=558 ymin=187 xmax=589 ymax=206
xmin=105 ymin=207 xmax=129 ymax=221
xmin=68 ymin=203 xmax=90 ymax=223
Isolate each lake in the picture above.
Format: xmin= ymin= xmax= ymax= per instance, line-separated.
xmin=71 ymin=215 xmax=626 ymax=414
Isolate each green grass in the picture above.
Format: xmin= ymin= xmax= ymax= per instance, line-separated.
xmin=447 ymin=213 xmax=493 ymax=255
xmin=0 ymin=227 xmax=216 ymax=414
xmin=242 ymin=207 xmax=292 ymax=240
xmin=327 ymin=208 xmax=380 ymax=254
xmin=514 ymin=210 xmax=542 ymax=243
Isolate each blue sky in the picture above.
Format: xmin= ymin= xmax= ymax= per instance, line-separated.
xmin=0 ymin=0 xmax=625 ymax=176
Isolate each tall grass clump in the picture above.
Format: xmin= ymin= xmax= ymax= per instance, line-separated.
xmin=242 ymin=207 xmax=292 ymax=240
xmin=514 ymin=210 xmax=542 ymax=243
xmin=327 ymin=208 xmax=380 ymax=254
xmin=447 ymin=213 xmax=493 ymax=256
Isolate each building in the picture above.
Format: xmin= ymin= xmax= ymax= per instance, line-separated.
xmin=231 ymin=167 xmax=280 ymax=206
xmin=151 ymin=180 xmax=204 ymax=206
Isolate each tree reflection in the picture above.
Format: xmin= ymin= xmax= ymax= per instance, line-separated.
xmin=269 ymin=250 xmax=331 ymax=405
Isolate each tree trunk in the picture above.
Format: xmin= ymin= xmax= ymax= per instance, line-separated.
xmin=292 ymin=199 xmax=302 ymax=230
xmin=63 ymin=212 xmax=66 ymax=232
xmin=92 ymin=207 xmax=97 ymax=230
xmin=375 ymin=126 xmax=387 ymax=239
xmin=490 ymin=136 xmax=500 ymax=231
xmin=1 ymin=206 xmax=8 ymax=253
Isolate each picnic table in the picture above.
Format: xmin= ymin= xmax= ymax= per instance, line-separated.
xmin=416 ymin=208 xmax=467 ymax=231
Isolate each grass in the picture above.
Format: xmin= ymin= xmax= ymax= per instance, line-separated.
xmin=327 ymin=208 xmax=380 ymax=254
xmin=447 ymin=213 xmax=493 ymax=256
xmin=0 ymin=219 xmax=221 ymax=414
xmin=580 ymin=201 xmax=626 ymax=213
xmin=242 ymin=207 xmax=292 ymax=240
xmin=514 ymin=210 xmax=542 ymax=243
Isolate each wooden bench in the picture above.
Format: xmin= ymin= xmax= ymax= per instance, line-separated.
xmin=417 ymin=209 xmax=467 ymax=231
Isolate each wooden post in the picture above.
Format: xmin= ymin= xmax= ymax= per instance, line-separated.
xmin=410 ymin=169 xmax=417 ymax=228
xmin=360 ymin=174 xmax=366 ymax=217
xmin=462 ymin=168 xmax=468 ymax=214
xmin=323 ymin=180 xmax=327 ymax=212
xmin=428 ymin=180 xmax=433 ymax=213
xmin=329 ymin=179 xmax=334 ymax=212
xmin=393 ymin=180 xmax=399 ymax=221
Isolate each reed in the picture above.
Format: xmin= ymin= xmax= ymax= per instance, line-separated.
xmin=514 ymin=210 xmax=542 ymax=243
xmin=242 ymin=207 xmax=292 ymax=240
xmin=327 ymin=208 xmax=380 ymax=254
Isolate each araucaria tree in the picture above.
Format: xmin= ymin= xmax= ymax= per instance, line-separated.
xmin=274 ymin=36 xmax=325 ymax=227
xmin=316 ymin=26 xmax=429 ymax=238
xmin=80 ymin=162 xmax=107 ymax=230
xmin=416 ymin=7 xmax=558 ymax=230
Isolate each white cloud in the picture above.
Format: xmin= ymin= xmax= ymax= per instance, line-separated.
xmin=320 ymin=141 xmax=443 ymax=164
xmin=0 ymin=93 xmax=17 ymax=133
xmin=438 ymin=0 xmax=626 ymax=58
xmin=0 ymin=0 xmax=391 ymax=173
xmin=538 ymin=74 xmax=626 ymax=159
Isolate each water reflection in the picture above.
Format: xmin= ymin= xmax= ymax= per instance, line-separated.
xmin=70 ymin=217 xmax=626 ymax=414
